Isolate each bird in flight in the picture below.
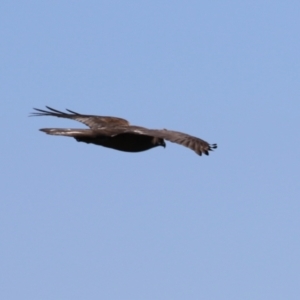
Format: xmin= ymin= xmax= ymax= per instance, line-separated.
xmin=31 ymin=106 xmax=217 ymax=156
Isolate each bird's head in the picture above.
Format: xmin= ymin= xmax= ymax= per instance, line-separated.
xmin=158 ymin=138 xmax=166 ymax=148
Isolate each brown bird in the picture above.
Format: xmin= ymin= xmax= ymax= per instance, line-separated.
xmin=31 ymin=106 xmax=217 ymax=156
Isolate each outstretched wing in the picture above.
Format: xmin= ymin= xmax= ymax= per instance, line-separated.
xmin=30 ymin=106 xmax=130 ymax=129
xmin=123 ymin=126 xmax=217 ymax=155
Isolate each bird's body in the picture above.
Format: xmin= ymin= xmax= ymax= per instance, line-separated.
xmin=31 ymin=106 xmax=217 ymax=156
xmin=41 ymin=127 xmax=165 ymax=152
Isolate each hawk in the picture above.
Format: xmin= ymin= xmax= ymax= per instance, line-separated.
xmin=31 ymin=106 xmax=217 ymax=156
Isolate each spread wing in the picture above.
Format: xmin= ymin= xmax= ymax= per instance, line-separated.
xmin=30 ymin=106 xmax=129 ymax=129
xmin=122 ymin=126 xmax=217 ymax=155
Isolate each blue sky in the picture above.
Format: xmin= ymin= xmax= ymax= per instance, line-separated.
xmin=1 ymin=1 xmax=300 ymax=299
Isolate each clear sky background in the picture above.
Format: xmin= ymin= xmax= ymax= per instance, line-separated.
xmin=1 ymin=1 xmax=299 ymax=299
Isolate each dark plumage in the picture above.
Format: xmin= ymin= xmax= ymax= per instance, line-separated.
xmin=30 ymin=106 xmax=217 ymax=156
